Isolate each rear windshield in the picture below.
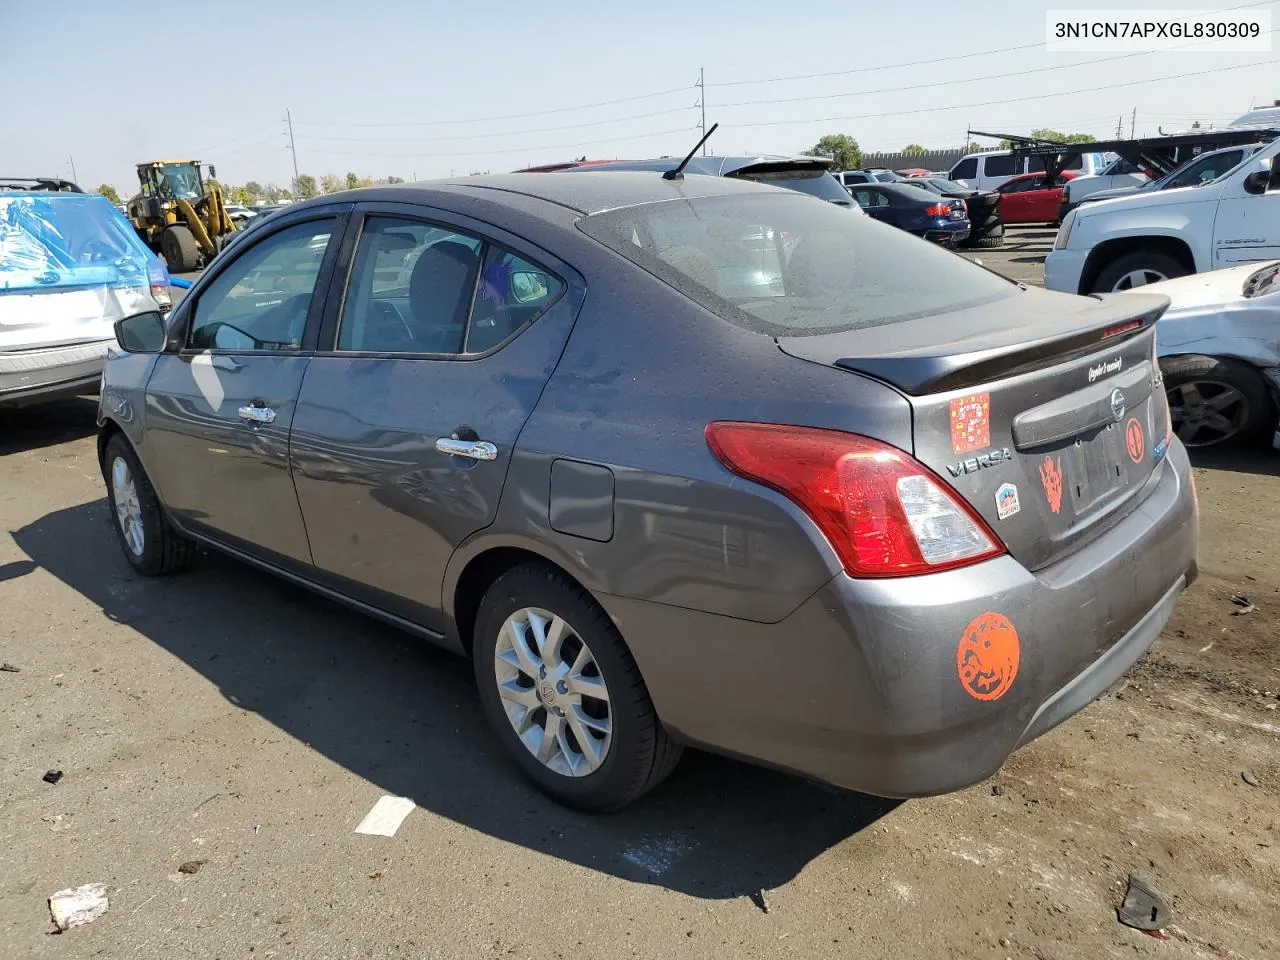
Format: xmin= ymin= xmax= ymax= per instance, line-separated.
xmin=577 ymin=193 xmax=1015 ymax=337
xmin=730 ymin=168 xmax=853 ymax=205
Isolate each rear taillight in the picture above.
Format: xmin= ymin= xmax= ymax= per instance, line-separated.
xmin=148 ymin=259 xmax=172 ymax=309
xmin=925 ymin=203 xmax=951 ymax=218
xmin=705 ymin=422 xmax=1005 ymax=578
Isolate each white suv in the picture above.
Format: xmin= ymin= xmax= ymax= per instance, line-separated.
xmin=948 ymin=149 xmax=1110 ymax=192
xmin=1045 ymin=138 xmax=1280 ymax=294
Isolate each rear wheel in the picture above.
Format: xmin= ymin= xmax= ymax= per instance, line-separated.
xmin=161 ymin=225 xmax=200 ymax=273
xmin=965 ymin=234 xmax=1005 ymax=249
xmin=472 ymin=563 xmax=682 ymax=811
xmin=1161 ymin=355 xmax=1276 ymax=447
xmin=1091 ymin=250 xmax=1188 ymax=292
xmin=102 ymin=434 xmax=195 ymax=575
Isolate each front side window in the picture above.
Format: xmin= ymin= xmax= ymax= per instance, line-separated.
xmin=189 ymin=219 xmax=335 ymax=351
xmin=579 ymin=192 xmax=1015 ymax=338
xmin=337 ymin=216 xmax=564 ymax=355
xmin=951 ymin=158 xmax=978 ymax=180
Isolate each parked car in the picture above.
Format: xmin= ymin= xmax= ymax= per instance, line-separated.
xmin=1068 ymin=144 xmax=1266 ymax=217
xmin=994 ymin=171 xmax=1079 ymax=225
xmin=1046 ymin=141 xmax=1280 ymax=294
xmin=1117 ymin=261 xmax=1280 ymax=448
xmin=949 ymin=149 xmax=1110 ymax=192
xmin=525 ymin=155 xmax=863 ymax=212
xmin=848 ymin=182 xmax=969 ymax=244
xmin=98 ymin=171 xmax=1198 ymax=812
xmin=1056 ymin=157 xmax=1150 ymax=217
xmin=224 ymin=204 xmax=258 ymax=224
xmin=1 ymin=190 xmax=171 ymax=406
xmin=904 ymin=177 xmax=1004 ymax=247
xmin=837 ymin=169 xmax=901 ymax=187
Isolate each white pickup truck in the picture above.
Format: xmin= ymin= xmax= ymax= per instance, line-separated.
xmin=1045 ymin=137 xmax=1280 ymax=294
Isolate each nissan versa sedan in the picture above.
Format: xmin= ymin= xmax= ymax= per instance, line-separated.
xmin=98 ymin=172 xmax=1199 ymax=811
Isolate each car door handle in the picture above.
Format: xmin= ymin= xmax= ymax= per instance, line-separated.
xmin=435 ymin=437 xmax=498 ymax=461
xmin=238 ymin=405 xmax=277 ymax=425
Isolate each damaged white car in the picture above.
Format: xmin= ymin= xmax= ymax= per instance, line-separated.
xmin=1130 ymin=261 xmax=1280 ymax=448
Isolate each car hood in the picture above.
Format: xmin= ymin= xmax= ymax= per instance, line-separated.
xmin=1117 ymin=261 xmax=1280 ymax=365
xmin=1075 ymin=182 xmax=1216 ymax=217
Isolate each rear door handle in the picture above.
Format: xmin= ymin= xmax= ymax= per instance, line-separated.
xmin=435 ymin=437 xmax=498 ymax=461
xmin=238 ymin=405 xmax=277 ymax=425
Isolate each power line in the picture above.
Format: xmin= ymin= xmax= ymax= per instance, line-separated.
xmin=715 ymin=25 xmax=1280 ymax=111
xmin=730 ymin=58 xmax=1280 ymax=129
xmin=293 ymin=105 xmax=697 ymax=144
xmin=293 ymin=124 xmax=698 ymax=159
xmin=294 ymin=83 xmax=695 ymax=129
xmin=707 ymin=0 xmax=1277 ymax=88
xmin=183 ymin=123 xmax=282 ymax=158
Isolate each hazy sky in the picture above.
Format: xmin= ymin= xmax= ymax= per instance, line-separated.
xmin=10 ymin=0 xmax=1278 ymax=193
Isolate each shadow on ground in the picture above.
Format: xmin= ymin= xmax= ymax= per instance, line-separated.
xmin=0 ymin=398 xmax=99 ymax=456
xmin=1189 ymin=443 xmax=1280 ymax=479
xmin=13 ymin=501 xmax=898 ymax=900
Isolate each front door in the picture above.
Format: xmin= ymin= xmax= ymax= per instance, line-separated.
xmin=289 ymin=208 xmax=581 ymax=630
xmin=1214 ymin=155 xmax=1280 ymax=267
xmin=142 ymin=213 xmax=345 ymax=567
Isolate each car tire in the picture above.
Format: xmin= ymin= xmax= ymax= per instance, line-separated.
xmin=965 ymin=234 xmax=1006 ymax=249
xmin=472 ymin=562 xmax=682 ymax=811
xmin=1091 ymin=250 xmax=1188 ymax=292
xmin=161 ymin=225 xmax=200 ymax=273
xmin=1160 ymin=355 xmax=1277 ymax=447
xmin=102 ymin=434 xmax=195 ymax=576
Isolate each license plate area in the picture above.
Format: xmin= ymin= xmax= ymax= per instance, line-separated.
xmin=1066 ymin=422 xmax=1126 ymax=512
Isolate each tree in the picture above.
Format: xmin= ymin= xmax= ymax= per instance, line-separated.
xmin=243 ymin=181 xmax=264 ymax=202
xmin=1001 ymin=129 xmax=1097 ymax=148
xmin=802 ymin=133 xmax=862 ymax=172
xmin=96 ymin=184 xmax=122 ymax=205
xmin=229 ymin=185 xmax=253 ymax=205
xmin=901 ymin=144 xmax=928 ymax=157
xmin=963 ymin=142 xmax=984 ymax=153
xmin=294 ymin=174 xmax=318 ymax=199
xmin=263 ymin=183 xmax=284 ymax=203
xmin=385 ymin=175 xmax=405 ymax=184
xmin=320 ymin=174 xmax=345 ymax=194
xmin=346 ymin=171 xmax=360 ymax=190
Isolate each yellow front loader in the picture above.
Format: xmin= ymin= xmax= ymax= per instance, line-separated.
xmin=127 ymin=160 xmax=236 ymax=273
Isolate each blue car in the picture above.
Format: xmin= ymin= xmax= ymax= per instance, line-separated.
xmin=1 ymin=190 xmax=173 ymax=406
xmin=847 ymin=182 xmax=971 ymax=245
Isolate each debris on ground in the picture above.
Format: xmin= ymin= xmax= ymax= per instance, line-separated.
xmin=42 ymin=769 xmax=63 ymax=784
xmin=0 ymin=662 xmax=20 ymax=673
xmin=1242 ymin=770 xmax=1261 ymax=787
xmin=1117 ymin=874 xmax=1171 ymax=932
xmin=48 ymin=883 xmax=109 ymax=931
xmin=1229 ymin=595 xmax=1256 ymax=615
xmin=749 ymin=889 xmax=771 ymax=914
xmin=177 ymin=859 xmax=207 ymax=874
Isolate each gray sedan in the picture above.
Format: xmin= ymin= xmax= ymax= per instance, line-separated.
xmin=98 ymin=172 xmax=1198 ymax=810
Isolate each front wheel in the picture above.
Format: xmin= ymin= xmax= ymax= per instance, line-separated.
xmin=1091 ymin=250 xmax=1188 ymax=292
xmin=102 ymin=434 xmax=195 ymax=575
xmin=472 ymin=563 xmax=682 ymax=811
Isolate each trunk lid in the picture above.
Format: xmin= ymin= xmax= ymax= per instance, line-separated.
xmin=778 ymin=288 xmax=1172 ymax=570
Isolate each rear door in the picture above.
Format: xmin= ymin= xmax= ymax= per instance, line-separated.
xmin=141 ymin=209 xmax=347 ymax=567
xmin=288 ymin=204 xmax=584 ymax=630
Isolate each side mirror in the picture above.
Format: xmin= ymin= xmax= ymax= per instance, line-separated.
xmin=208 ymin=164 xmax=217 ymax=180
xmin=1243 ymin=157 xmax=1275 ymax=195
xmin=114 ymin=311 xmax=167 ymax=353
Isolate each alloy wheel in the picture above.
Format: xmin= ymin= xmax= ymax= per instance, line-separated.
xmin=1111 ymin=267 xmax=1169 ymax=290
xmin=493 ymin=607 xmax=612 ymax=777
xmin=1168 ymin=380 xmax=1250 ymax=446
xmin=110 ymin=456 xmax=145 ymax=556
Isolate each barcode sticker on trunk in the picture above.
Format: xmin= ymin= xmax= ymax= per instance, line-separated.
xmin=950 ymin=393 xmax=991 ymax=454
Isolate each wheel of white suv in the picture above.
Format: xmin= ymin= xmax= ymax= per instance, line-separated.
xmin=471 ymin=563 xmax=682 ymax=811
xmin=102 ymin=434 xmax=194 ymax=576
xmin=1092 ymin=250 xmax=1188 ymax=292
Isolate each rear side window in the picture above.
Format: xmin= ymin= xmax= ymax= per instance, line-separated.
xmin=578 ymin=193 xmax=1015 ymax=338
xmin=951 ymin=158 xmax=978 ymax=180
xmin=732 ymin=168 xmax=852 ymax=205
xmin=983 ymin=154 xmax=1015 ymax=177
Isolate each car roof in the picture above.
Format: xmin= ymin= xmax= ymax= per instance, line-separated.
xmin=301 ymin=171 xmax=797 ymax=216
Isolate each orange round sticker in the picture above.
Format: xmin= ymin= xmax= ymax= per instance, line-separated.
xmin=956 ymin=612 xmax=1020 ymax=701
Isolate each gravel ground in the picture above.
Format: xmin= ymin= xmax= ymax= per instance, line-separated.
xmin=2 ymin=230 xmax=1278 ymax=958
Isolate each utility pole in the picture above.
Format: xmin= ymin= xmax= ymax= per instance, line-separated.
xmin=1130 ymin=108 xmax=1137 ymax=139
xmin=1115 ymin=116 xmax=1124 ymax=138
xmin=285 ymin=108 xmax=300 ymax=195
xmin=698 ymin=68 xmax=707 ymax=154
xmin=68 ymin=155 xmax=78 ymax=184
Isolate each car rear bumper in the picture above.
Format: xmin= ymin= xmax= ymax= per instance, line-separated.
xmin=1044 ymin=247 xmax=1086 ymax=293
xmin=603 ymin=440 xmax=1197 ymax=798
xmin=0 ymin=341 xmax=110 ymax=405
xmin=921 ymin=222 xmax=971 ymax=244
